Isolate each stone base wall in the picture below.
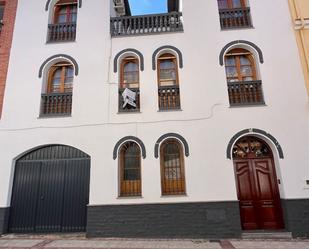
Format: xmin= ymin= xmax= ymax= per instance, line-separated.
xmin=87 ymin=201 xmax=242 ymax=239
xmin=282 ymin=199 xmax=309 ymax=238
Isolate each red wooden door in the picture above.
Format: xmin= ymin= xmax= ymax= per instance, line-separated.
xmin=233 ymin=137 xmax=284 ymax=230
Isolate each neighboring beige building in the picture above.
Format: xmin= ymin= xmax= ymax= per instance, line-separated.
xmin=289 ymin=0 xmax=309 ymax=96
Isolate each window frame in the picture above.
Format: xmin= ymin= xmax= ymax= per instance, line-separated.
xmin=120 ymin=56 xmax=140 ymax=89
xmin=53 ymin=0 xmax=78 ymax=24
xmin=160 ymin=139 xmax=186 ymax=196
xmin=225 ymin=48 xmax=257 ymax=82
xmin=119 ymin=141 xmax=142 ymax=197
xmin=157 ymin=53 xmax=179 ymax=86
xmin=47 ymin=62 xmax=74 ymax=94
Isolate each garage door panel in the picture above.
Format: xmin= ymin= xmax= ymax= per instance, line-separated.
xmin=35 ymin=161 xmax=66 ymax=233
xmin=62 ymin=159 xmax=90 ymax=232
xmin=9 ymin=162 xmax=41 ymax=233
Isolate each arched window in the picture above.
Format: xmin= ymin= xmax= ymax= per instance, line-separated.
xmin=160 ymin=139 xmax=186 ymax=195
xmin=53 ymin=0 xmax=77 ymax=24
xmin=48 ymin=0 xmax=77 ymax=42
xmin=157 ymin=53 xmax=181 ymax=110
xmin=48 ymin=62 xmax=74 ymax=93
xmin=40 ymin=61 xmax=74 ymax=116
xmin=119 ymin=141 xmax=142 ymax=197
xmin=119 ymin=56 xmax=140 ymax=112
xmin=225 ymin=48 xmax=256 ymax=82
xmin=224 ymin=48 xmax=264 ymax=106
xmin=217 ymin=0 xmax=252 ymax=29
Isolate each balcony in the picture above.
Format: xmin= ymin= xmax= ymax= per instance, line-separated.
xmin=110 ymin=12 xmax=183 ymax=37
xmin=219 ymin=7 xmax=252 ymax=30
xmin=40 ymin=93 xmax=72 ymax=117
xmin=47 ymin=22 xmax=76 ymax=43
xmin=118 ymin=88 xmax=140 ymax=113
xmin=158 ymin=85 xmax=181 ymax=110
xmin=227 ymin=80 xmax=265 ymax=106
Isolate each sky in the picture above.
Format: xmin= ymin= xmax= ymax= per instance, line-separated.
xmin=128 ymin=0 xmax=167 ymax=15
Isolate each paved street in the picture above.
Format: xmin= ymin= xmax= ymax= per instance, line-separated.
xmin=1 ymin=236 xmax=309 ymax=249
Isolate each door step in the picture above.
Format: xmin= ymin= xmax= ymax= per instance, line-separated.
xmin=241 ymin=231 xmax=292 ymax=239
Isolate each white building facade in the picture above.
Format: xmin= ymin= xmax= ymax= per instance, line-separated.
xmin=0 ymin=0 xmax=308 ymax=238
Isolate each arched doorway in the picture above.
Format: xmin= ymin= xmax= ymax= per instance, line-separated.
xmin=232 ymin=136 xmax=284 ymax=230
xmin=9 ymin=145 xmax=90 ymax=233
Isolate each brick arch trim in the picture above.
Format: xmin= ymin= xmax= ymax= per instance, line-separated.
xmin=219 ymin=40 xmax=264 ymax=66
xmin=38 ymin=54 xmax=79 ymax=78
xmin=226 ymin=128 xmax=284 ymax=159
xmin=113 ymin=49 xmax=144 ymax=73
xmin=152 ymin=45 xmax=183 ymax=70
xmin=113 ymin=136 xmax=146 ymax=160
xmin=45 ymin=0 xmax=82 ymax=11
xmin=154 ymin=133 xmax=189 ymax=158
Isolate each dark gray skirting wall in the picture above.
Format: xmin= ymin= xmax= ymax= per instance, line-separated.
xmin=0 ymin=207 xmax=10 ymax=234
xmin=281 ymin=199 xmax=309 ymax=238
xmin=87 ymin=201 xmax=242 ymax=239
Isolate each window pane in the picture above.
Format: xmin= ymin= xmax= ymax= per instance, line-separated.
xmin=232 ymin=0 xmax=242 ymax=8
xmin=124 ymin=62 xmax=138 ymax=72
xmin=159 ymin=69 xmax=176 ymax=81
xmin=241 ymin=65 xmax=253 ymax=76
xmin=160 ymin=60 xmax=175 ymax=70
xmin=65 ymin=66 xmax=74 ymax=77
xmin=225 ymin=66 xmax=238 ymax=78
xmin=218 ymin=0 xmax=228 ymax=9
xmin=57 ymin=14 xmax=67 ymax=23
xmin=240 ymin=56 xmax=251 ymax=65
xmin=123 ymin=143 xmax=140 ymax=181
xmin=70 ymin=13 xmax=77 ymax=22
xmin=163 ymin=143 xmax=181 ymax=180
xmin=226 ymin=57 xmax=236 ymax=66
xmin=123 ymin=61 xmax=139 ymax=85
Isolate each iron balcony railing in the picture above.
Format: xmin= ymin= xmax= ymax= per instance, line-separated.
xmin=47 ymin=22 xmax=76 ymax=43
xmin=158 ymin=85 xmax=181 ymax=110
xmin=111 ymin=12 xmax=183 ymax=37
xmin=219 ymin=7 xmax=252 ymax=29
xmin=227 ymin=80 xmax=265 ymax=106
xmin=40 ymin=92 xmax=72 ymax=116
xmin=118 ymin=87 xmax=140 ymax=112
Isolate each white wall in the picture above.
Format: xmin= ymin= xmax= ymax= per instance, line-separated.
xmin=0 ymin=0 xmax=309 ymax=207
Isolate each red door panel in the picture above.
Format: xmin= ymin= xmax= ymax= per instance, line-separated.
xmin=234 ymin=158 xmax=284 ymax=230
xmin=234 ymin=160 xmax=259 ymax=230
xmin=252 ymin=159 xmax=284 ymax=229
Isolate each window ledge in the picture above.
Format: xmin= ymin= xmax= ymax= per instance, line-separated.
xmin=229 ymin=103 xmax=267 ymax=108
xmin=45 ymin=40 xmax=77 ymax=45
xmin=221 ymin=26 xmax=254 ymax=31
xmin=117 ymin=110 xmax=141 ymax=114
xmin=117 ymin=196 xmax=143 ymax=200
xmin=38 ymin=114 xmax=72 ymax=119
xmin=161 ymin=194 xmax=188 ymax=198
xmin=158 ymin=109 xmax=182 ymax=112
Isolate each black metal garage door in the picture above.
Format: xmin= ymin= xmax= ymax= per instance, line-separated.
xmin=9 ymin=145 xmax=90 ymax=233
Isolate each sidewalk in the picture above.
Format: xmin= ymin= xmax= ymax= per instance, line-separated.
xmin=1 ymin=234 xmax=309 ymax=249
